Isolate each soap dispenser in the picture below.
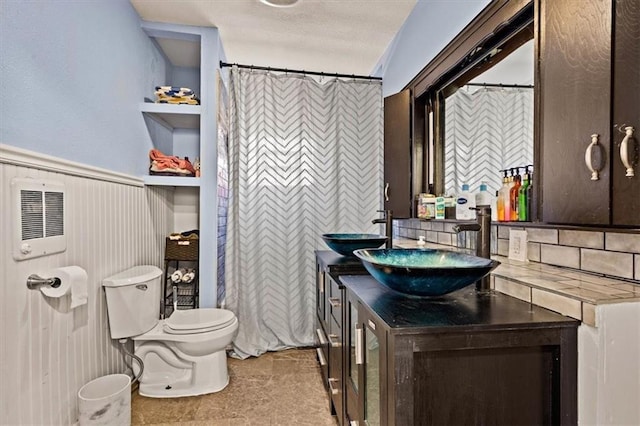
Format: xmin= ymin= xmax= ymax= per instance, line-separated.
xmin=518 ymin=166 xmax=531 ymax=221
xmin=510 ymin=167 xmax=521 ymax=220
xmin=497 ymin=170 xmax=509 ymax=221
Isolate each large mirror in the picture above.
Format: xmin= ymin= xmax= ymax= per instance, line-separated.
xmin=442 ymin=38 xmax=534 ymax=197
xmin=410 ymin=1 xmax=535 ymax=209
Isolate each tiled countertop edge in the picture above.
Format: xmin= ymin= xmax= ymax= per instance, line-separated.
xmin=394 ymin=238 xmax=640 ymax=328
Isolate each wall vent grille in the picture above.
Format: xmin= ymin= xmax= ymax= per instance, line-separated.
xmin=12 ymin=178 xmax=66 ymax=260
xmin=45 ymin=191 xmax=64 ymax=237
xmin=21 ymin=190 xmax=44 ymax=240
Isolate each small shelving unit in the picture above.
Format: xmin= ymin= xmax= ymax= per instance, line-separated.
xmin=143 ymin=176 xmax=201 ymax=187
xmin=140 ymin=102 xmax=201 ymax=129
xmin=139 ymin=20 xmax=222 ymax=308
xmin=163 ymin=237 xmax=199 ymax=317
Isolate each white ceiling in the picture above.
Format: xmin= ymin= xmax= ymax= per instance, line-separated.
xmin=130 ymin=0 xmax=417 ymax=76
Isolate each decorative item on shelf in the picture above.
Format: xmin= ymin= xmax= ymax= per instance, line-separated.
xmin=149 ymin=149 xmax=196 ymax=177
xmin=154 ymin=86 xmax=200 ymax=105
xmin=194 ymin=158 xmax=201 ymax=177
xmin=170 ymin=267 xmax=196 ymax=284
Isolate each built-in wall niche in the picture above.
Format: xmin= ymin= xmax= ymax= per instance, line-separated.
xmin=173 ymin=187 xmax=199 ymax=232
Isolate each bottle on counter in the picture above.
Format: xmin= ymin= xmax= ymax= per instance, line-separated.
xmin=497 ymin=170 xmax=509 ymax=221
xmin=500 ymin=170 xmax=514 ymax=221
xmin=526 ymin=165 xmax=535 ymax=221
xmin=518 ymin=166 xmax=531 ymax=221
xmin=475 ymin=182 xmax=492 ymax=206
xmin=510 ymin=167 xmax=521 ymax=220
xmin=456 ymin=184 xmax=476 ymax=220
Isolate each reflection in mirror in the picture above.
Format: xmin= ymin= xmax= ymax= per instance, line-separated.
xmin=443 ymin=39 xmax=534 ymax=196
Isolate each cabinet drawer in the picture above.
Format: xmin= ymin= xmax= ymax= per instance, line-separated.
xmin=316 ymin=266 xmax=327 ymax=329
xmin=316 ymin=326 xmax=329 ymax=389
xmin=329 ymin=315 xmax=344 ymax=425
xmin=328 ymin=276 xmax=343 ymax=328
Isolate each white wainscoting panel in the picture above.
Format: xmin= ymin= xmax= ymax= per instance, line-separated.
xmin=0 ymin=162 xmax=173 ymax=425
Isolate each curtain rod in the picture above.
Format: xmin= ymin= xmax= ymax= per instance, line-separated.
xmin=465 ymin=82 xmax=534 ymax=89
xmin=219 ymin=61 xmax=382 ymax=81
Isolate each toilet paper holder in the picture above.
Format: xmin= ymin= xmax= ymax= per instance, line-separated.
xmin=26 ymin=274 xmax=62 ymax=290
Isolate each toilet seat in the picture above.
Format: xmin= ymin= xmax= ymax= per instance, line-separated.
xmin=164 ymin=308 xmax=236 ymax=335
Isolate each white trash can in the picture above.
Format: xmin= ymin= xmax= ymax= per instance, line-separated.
xmin=78 ymin=374 xmax=131 ymax=426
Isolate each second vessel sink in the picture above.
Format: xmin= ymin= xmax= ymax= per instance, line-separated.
xmin=321 ymin=233 xmax=388 ymax=256
xmin=353 ymin=248 xmax=500 ymax=297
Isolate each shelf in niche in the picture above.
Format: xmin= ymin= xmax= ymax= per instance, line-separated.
xmin=140 ymin=103 xmax=201 ymax=130
xmin=143 ymin=175 xmax=201 ymax=187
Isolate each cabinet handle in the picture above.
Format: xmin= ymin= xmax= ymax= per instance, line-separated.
xmin=355 ymin=327 xmax=363 ymax=365
xmin=620 ymin=126 xmax=636 ymax=178
xmin=328 ymin=333 xmax=342 ymax=348
xmin=328 ymin=378 xmax=340 ymax=395
xmin=328 ymin=297 xmax=341 ymax=308
xmin=316 ymin=328 xmax=328 ymax=345
xmin=585 ymin=134 xmax=603 ymax=181
xmin=318 ymin=272 xmax=325 ymax=294
xmin=316 ymin=347 xmax=327 ymax=366
xmin=384 ymin=182 xmax=390 ymax=201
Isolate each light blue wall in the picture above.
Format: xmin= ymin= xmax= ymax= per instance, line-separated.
xmin=377 ymin=0 xmax=492 ymax=97
xmin=0 ymin=0 xmax=168 ymax=176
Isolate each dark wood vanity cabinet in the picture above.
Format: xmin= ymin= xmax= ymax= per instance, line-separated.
xmin=315 ymin=251 xmax=367 ymax=425
xmin=341 ymin=275 xmax=579 ymax=426
xmin=539 ymin=0 xmax=640 ymax=225
xmin=384 ymin=89 xmax=412 ymax=218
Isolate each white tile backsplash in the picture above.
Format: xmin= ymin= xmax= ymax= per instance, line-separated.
xmin=431 ymin=221 xmax=444 ymax=232
xmin=437 ymin=232 xmax=452 ymax=245
xmin=528 ymin=242 xmax=541 ymax=262
xmin=606 ymin=233 xmax=640 ymax=254
xmin=540 ymin=244 xmax=580 ymax=269
xmin=531 ymin=288 xmax=582 ymax=320
xmin=559 ymin=230 xmax=604 ymax=249
xmin=581 ymin=249 xmax=634 ymax=280
xmin=527 ymin=228 xmax=559 ymax=244
xmin=395 ymin=220 xmax=640 ymax=282
xmin=494 ymin=276 xmax=531 ymax=302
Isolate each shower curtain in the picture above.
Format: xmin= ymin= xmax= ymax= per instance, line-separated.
xmin=444 ymin=86 xmax=534 ymax=195
xmin=226 ymin=67 xmax=383 ymax=358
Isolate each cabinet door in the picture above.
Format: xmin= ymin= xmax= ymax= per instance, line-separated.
xmin=539 ymin=0 xmax=612 ymax=224
xmin=345 ymin=292 xmax=361 ymax=424
xmin=384 ymin=90 xmax=412 ymax=218
xmin=316 ymin=262 xmax=327 ymax=328
xmin=358 ymin=306 xmax=386 ymax=426
xmin=611 ymin=0 xmax=640 ymax=225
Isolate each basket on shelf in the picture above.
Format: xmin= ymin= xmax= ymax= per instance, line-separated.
xmin=165 ymin=237 xmax=199 ymax=261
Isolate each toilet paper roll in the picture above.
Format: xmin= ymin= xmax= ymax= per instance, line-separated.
xmin=41 ymin=266 xmax=88 ymax=309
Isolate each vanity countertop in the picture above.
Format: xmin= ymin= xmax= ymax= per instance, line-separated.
xmin=340 ymin=274 xmax=578 ymax=333
xmin=394 ymin=238 xmax=640 ymax=326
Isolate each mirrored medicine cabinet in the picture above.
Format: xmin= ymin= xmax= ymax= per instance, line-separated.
xmin=407 ymin=1 xmax=536 ymax=215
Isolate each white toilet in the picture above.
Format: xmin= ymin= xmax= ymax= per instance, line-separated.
xmin=102 ymin=265 xmax=238 ymax=398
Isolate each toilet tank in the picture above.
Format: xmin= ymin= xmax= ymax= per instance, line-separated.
xmin=103 ymin=265 xmax=163 ymax=339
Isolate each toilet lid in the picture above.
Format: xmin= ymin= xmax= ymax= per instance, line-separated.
xmin=164 ymin=308 xmax=236 ymax=334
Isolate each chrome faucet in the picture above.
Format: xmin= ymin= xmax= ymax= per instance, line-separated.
xmin=372 ymin=209 xmax=393 ymax=249
xmin=453 ymin=205 xmax=492 ymax=291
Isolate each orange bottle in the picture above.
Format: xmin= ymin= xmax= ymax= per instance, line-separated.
xmin=510 ymin=168 xmax=521 ymax=221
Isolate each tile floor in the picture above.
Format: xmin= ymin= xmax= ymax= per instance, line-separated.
xmin=131 ymin=348 xmax=338 ymax=425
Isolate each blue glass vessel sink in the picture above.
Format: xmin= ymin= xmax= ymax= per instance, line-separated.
xmin=353 ymin=248 xmax=500 ymax=297
xmin=321 ymin=233 xmax=388 ymax=257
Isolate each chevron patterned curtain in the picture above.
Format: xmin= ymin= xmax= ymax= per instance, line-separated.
xmin=444 ymin=87 xmax=534 ymax=196
xmin=226 ymin=67 xmax=383 ymax=358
